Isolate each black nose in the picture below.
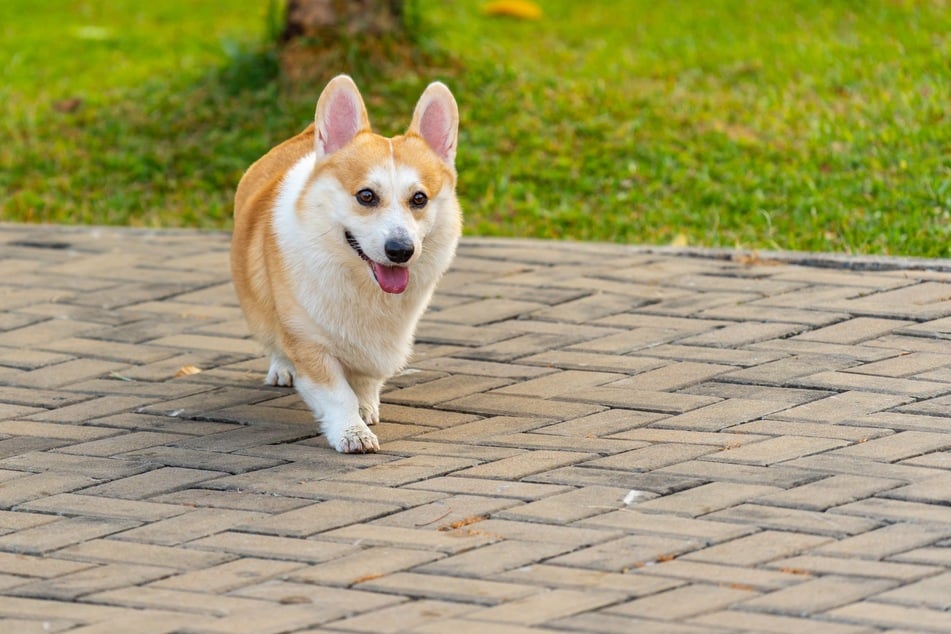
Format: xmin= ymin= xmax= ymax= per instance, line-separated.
xmin=384 ymin=238 xmax=414 ymax=264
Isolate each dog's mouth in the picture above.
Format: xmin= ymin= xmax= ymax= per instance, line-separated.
xmin=345 ymin=231 xmax=410 ymax=294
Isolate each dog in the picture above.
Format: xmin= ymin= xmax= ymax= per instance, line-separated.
xmin=231 ymin=75 xmax=461 ymax=453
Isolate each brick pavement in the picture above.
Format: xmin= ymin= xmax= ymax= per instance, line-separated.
xmin=0 ymin=223 xmax=949 ymax=633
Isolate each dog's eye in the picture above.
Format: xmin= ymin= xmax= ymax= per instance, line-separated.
xmin=356 ymin=189 xmax=379 ymax=207
xmin=410 ymin=191 xmax=428 ymax=209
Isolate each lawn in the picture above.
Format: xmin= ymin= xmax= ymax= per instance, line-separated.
xmin=1 ymin=0 xmax=948 ymax=257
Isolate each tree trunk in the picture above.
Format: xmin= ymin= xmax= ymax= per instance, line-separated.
xmin=282 ymin=0 xmax=405 ymax=42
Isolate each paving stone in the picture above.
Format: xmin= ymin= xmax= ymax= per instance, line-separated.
xmin=0 ymin=518 xmax=141 ymax=555
xmin=355 ymin=571 xmax=540 ymax=606
xmin=634 ymin=482 xmax=782 ymax=517
xmin=690 ymin=609 xmax=876 ymax=634
xmin=1 ymin=226 xmax=948 ymax=633
xmin=605 ymin=583 xmax=757 ymax=620
xmin=765 ymin=555 xmax=941 ymax=581
xmin=754 ymin=474 xmax=904 ymax=511
xmin=287 ymin=546 xmax=443 ymax=588
xmin=825 ymin=600 xmax=951 ymax=631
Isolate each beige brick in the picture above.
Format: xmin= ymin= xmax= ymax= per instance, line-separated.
xmin=356 ymin=571 xmax=540 ymax=606
xmin=767 ymin=555 xmax=940 ymax=581
xmin=55 ymin=431 xmax=188 ymax=457
xmin=770 ymin=391 xmax=912 ymax=423
xmin=404 ymin=476 xmax=571 ymax=500
xmin=825 ymin=600 xmax=951 ymax=631
xmin=691 ymin=608 xmax=875 ymax=634
xmin=458 ymin=518 xmax=619 ymax=548
xmin=743 ymin=576 xmax=896 ymax=615
xmin=330 ymin=600 xmax=475 ymax=633
xmin=79 ymin=467 xmax=223 ymax=500
xmin=755 ymin=474 xmax=903 ymax=511
xmin=60 ymin=538 xmax=232 ymax=570
xmin=334 ymin=455 xmax=478 ymax=487
xmin=9 ymin=563 xmax=173 ymax=600
xmin=831 ymin=430 xmax=951 ymax=462
xmin=797 ymin=370 xmax=948 ymax=397
xmin=874 ymin=571 xmax=951 ymax=610
xmin=649 ymin=398 xmax=790 ymax=431
xmin=520 ymin=349 xmax=667 ymax=373
xmin=319 ymin=523 xmax=499 ymax=554
xmin=9 ymin=359 xmax=128 ymax=389
xmin=21 ymin=493 xmax=189 ymax=522
xmin=85 ymin=585 xmax=271 ymax=616
xmin=635 ymin=482 xmax=781 ymax=517
xmin=496 ymin=563 xmax=684 ymax=598
xmin=849 ymin=352 xmax=950 ymax=378
xmin=562 ymin=387 xmax=720 ymax=414
xmin=814 ymin=522 xmax=951 ymax=559
xmin=472 ymin=588 xmax=627 ymax=625
xmin=794 ymin=317 xmax=914 ymax=344
xmin=537 ymin=409 xmax=665 ymax=437
xmin=415 ymin=416 xmax=555 ymax=442
xmin=288 ymin=546 xmax=442 ymax=587
xmin=374 ymin=494 xmax=517 ymax=530
xmin=454 ymin=450 xmax=596 ymax=480
xmin=383 ymin=375 xmax=512 ymax=406
xmin=494 ymin=369 xmax=627 ymax=399
xmin=730 ymin=419 xmax=891 ymax=441
xmin=154 ymin=557 xmax=306 ymax=593
xmin=441 ymin=392 xmax=605 ymax=419
xmin=419 ymin=540 xmax=574 ymax=577
xmin=706 ymin=503 xmax=881 ymax=537
xmin=112 ymin=508 xmax=267 ymax=546
xmin=0 ymin=552 xmax=93 ymax=578
xmin=550 ymin=534 xmax=701 ymax=572
xmin=579 ymin=509 xmax=753 ymax=543
xmin=238 ymin=499 xmax=399 ymax=537
xmin=495 ymin=486 xmax=630 ymax=523
xmin=584 ymin=443 xmax=717 ymax=472
xmin=424 ymin=298 xmax=545 ymax=326
xmin=0 ymin=472 xmax=101 ymax=508
xmin=607 ymin=583 xmax=756 ymax=619
xmin=706 ymin=435 xmax=849 ymax=466
xmin=682 ymin=530 xmax=831 ymax=566
xmin=679 ymin=322 xmax=805 ymax=347
xmin=0 ymin=518 xmax=140 ymax=555
xmin=884 ymin=472 xmax=951 ymax=504
xmin=186 ymin=531 xmax=356 ymax=563
xmin=0 ymin=421 xmax=119 ymax=442
xmin=635 ymin=559 xmax=800 ymax=591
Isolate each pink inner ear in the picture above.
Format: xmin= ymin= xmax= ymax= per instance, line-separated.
xmin=324 ymin=92 xmax=359 ymax=154
xmin=420 ymin=101 xmax=451 ymax=159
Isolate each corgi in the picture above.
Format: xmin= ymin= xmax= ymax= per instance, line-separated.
xmin=231 ymin=75 xmax=461 ymax=453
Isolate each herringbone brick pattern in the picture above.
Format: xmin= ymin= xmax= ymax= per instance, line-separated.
xmin=0 ymin=223 xmax=949 ymax=633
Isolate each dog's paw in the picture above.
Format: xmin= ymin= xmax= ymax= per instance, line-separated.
xmin=265 ymin=358 xmax=295 ymax=387
xmin=329 ymin=424 xmax=380 ymax=454
xmin=358 ymin=402 xmax=380 ymax=426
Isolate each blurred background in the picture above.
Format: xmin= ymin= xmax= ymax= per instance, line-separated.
xmin=0 ymin=0 xmax=948 ymax=257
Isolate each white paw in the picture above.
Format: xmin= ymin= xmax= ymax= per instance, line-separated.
xmin=359 ymin=402 xmax=380 ymax=426
xmin=329 ymin=423 xmax=380 ymax=454
xmin=265 ymin=358 xmax=295 ymax=387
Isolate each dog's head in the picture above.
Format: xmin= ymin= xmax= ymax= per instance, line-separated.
xmin=301 ymin=75 xmax=460 ymax=294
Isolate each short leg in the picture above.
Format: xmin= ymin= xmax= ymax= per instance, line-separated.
xmin=265 ymin=353 xmax=295 ymax=387
xmin=350 ymin=375 xmax=383 ymax=426
xmin=290 ymin=350 xmax=379 ymax=454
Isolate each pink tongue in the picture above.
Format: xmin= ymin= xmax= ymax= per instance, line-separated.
xmin=371 ymin=262 xmax=410 ymax=294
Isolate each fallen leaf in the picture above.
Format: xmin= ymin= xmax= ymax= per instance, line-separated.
xmin=438 ymin=514 xmax=488 ymax=532
xmin=670 ymin=232 xmax=689 ymax=247
xmin=175 ymin=365 xmax=202 ymax=378
xmin=482 ymin=1 xmax=543 ymax=20
xmin=351 ymin=572 xmax=385 ymax=584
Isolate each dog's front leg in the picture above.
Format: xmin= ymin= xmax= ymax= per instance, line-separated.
xmin=287 ymin=340 xmax=380 ymax=453
xmin=349 ymin=374 xmax=383 ymax=427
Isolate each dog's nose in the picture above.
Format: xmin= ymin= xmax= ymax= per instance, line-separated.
xmin=384 ymin=238 xmax=414 ymax=264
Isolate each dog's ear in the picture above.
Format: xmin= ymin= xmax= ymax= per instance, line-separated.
xmin=314 ymin=75 xmax=371 ymax=157
xmin=408 ymin=82 xmax=459 ymax=165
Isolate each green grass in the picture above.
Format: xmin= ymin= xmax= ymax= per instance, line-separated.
xmin=2 ymin=0 xmax=948 ymax=256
